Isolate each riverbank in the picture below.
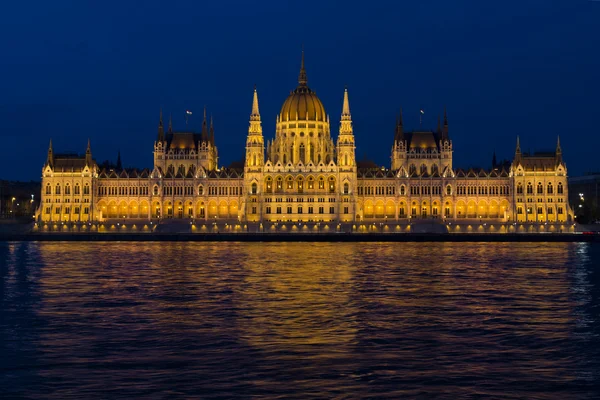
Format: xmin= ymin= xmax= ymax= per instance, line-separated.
xmin=1 ymin=232 xmax=599 ymax=242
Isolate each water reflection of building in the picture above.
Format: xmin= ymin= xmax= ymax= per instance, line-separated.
xmin=35 ymin=53 xmax=574 ymax=231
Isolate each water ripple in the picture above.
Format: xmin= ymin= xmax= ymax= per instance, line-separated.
xmin=1 ymin=242 xmax=600 ymax=399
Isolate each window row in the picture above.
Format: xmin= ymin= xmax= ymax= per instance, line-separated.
xmin=516 ymin=182 xmax=564 ymax=195
xmin=46 ymin=183 xmax=90 ymax=195
xmin=98 ymin=186 xmax=149 ymax=196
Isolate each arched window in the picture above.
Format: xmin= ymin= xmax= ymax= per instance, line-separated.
xmin=526 ymin=182 xmax=533 ymax=194
xmin=537 ymin=182 xmax=543 ymax=194
xmin=276 ymin=176 xmax=283 ymax=192
xmin=153 ymin=185 xmax=159 ymax=196
xmin=167 ymin=165 xmax=174 ymax=175
xmin=251 ymin=182 xmax=258 ymax=195
xmin=65 ymin=184 xmax=70 ymax=195
xmin=297 ymin=177 xmax=304 ymax=193
xmin=343 ymin=183 xmax=349 ymax=194
xmin=409 ymin=164 xmax=417 ymax=176
xmin=547 ymin=183 xmax=553 ymax=194
xmin=446 ymin=185 xmax=452 ymax=196
xmin=344 ymin=154 xmax=348 ymax=166
xmin=431 ymin=164 xmax=439 ymax=175
xmin=55 ymin=184 xmax=61 ymax=195
xmin=420 ymin=164 xmax=428 ymax=176
xmin=517 ymin=183 xmax=523 ymax=194
xmin=400 ymin=185 xmax=406 ymax=196
xmin=198 ymin=185 xmax=204 ymax=195
xmin=83 ymin=184 xmax=90 ymax=195
xmin=286 ymin=177 xmax=293 ymax=190
xmin=265 ymin=177 xmax=272 ymax=193
xmin=45 ymin=184 xmax=51 ymax=195
xmin=558 ymin=182 xmax=563 ymax=194
xmin=299 ymin=144 xmax=305 ymax=164
xmin=319 ymin=177 xmax=325 ymax=190
xmin=74 ymin=184 xmax=80 ymax=195
xmin=328 ymin=177 xmax=336 ymax=193
xmin=178 ymin=165 xmax=185 ymax=175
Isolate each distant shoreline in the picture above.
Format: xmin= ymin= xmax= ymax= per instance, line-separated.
xmin=1 ymin=232 xmax=599 ymax=242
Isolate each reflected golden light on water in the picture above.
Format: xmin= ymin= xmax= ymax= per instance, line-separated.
xmin=2 ymin=241 xmax=598 ymax=398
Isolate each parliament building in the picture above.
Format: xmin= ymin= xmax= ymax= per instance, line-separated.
xmin=35 ymin=55 xmax=575 ymax=233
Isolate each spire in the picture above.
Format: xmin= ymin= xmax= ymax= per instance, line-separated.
xmin=248 ymin=87 xmax=263 ymax=136
xmin=442 ymin=107 xmax=449 ymax=139
xmin=168 ymin=113 xmax=173 ymax=134
xmin=516 ymin=135 xmax=521 ymax=154
xmin=47 ymin=139 xmax=53 ymax=166
xmin=399 ymin=107 xmax=403 ymax=127
xmin=251 ymin=85 xmax=261 ymax=121
xmin=556 ymin=135 xmax=562 ymax=163
xmin=86 ymin=138 xmax=93 ymax=166
xmin=157 ymin=109 xmax=164 ymax=141
xmin=395 ymin=108 xmax=404 ymax=142
xmin=341 ymin=86 xmax=351 ymax=121
xmin=339 ymin=87 xmax=353 ymax=136
xmin=201 ymin=106 xmax=208 ymax=142
xmin=298 ymin=47 xmax=307 ymax=87
xmin=209 ymin=115 xmax=215 ymax=145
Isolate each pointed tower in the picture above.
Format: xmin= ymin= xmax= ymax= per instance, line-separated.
xmin=209 ymin=115 xmax=215 ymax=145
xmin=245 ymin=85 xmax=264 ymax=169
xmin=168 ymin=113 xmax=173 ymax=134
xmin=555 ymin=136 xmax=562 ymax=164
xmin=391 ymin=109 xmax=406 ymax=170
xmin=201 ymin=107 xmax=208 ymax=142
xmin=337 ymin=87 xmax=356 ymax=167
xmin=442 ymin=107 xmax=449 ymax=140
xmin=157 ymin=109 xmax=164 ymax=141
xmin=243 ymin=85 xmax=265 ymax=223
xmin=85 ymin=138 xmax=93 ymax=166
xmin=46 ymin=139 xmax=54 ymax=168
xmin=514 ymin=136 xmax=522 ymax=165
xmin=336 ymin=86 xmax=357 ymax=222
xmin=298 ymin=48 xmax=307 ymax=88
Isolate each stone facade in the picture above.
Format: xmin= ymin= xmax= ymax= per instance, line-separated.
xmin=35 ymin=56 xmax=574 ymax=232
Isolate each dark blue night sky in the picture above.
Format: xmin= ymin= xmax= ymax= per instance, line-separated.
xmin=1 ymin=0 xmax=598 ymax=181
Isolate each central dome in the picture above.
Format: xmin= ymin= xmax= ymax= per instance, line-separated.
xmin=278 ymin=53 xmax=327 ymax=122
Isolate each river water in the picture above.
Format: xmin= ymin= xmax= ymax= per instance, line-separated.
xmin=1 ymin=242 xmax=599 ymax=399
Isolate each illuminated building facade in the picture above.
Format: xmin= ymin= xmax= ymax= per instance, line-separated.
xmin=36 ymin=55 xmax=574 ymax=232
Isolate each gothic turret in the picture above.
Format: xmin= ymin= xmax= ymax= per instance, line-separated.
xmin=46 ymin=139 xmax=53 ymax=168
xmin=209 ymin=115 xmax=215 ymax=145
xmin=556 ymin=136 xmax=562 ymax=164
xmin=157 ymin=109 xmax=164 ymax=142
xmin=337 ymin=87 xmax=356 ymax=168
xmin=245 ymin=86 xmax=264 ymax=168
xmin=442 ymin=107 xmax=449 ymax=140
xmin=514 ymin=136 xmax=522 ymax=165
xmin=85 ymin=138 xmax=93 ymax=167
xmin=201 ymin=107 xmax=208 ymax=143
xmin=391 ymin=109 xmax=406 ymax=170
